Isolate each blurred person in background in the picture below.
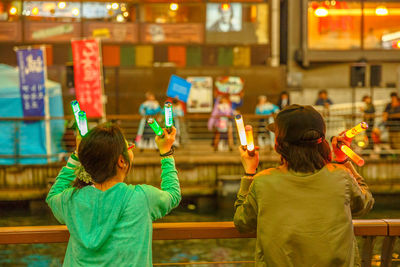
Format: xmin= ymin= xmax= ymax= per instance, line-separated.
xmin=208 ymin=95 xmax=234 ymax=151
xmin=255 ymin=95 xmax=279 ymax=149
xmin=47 ymin=124 xmax=181 ymax=266
xmin=315 ymin=89 xmax=333 ymax=107
xmin=136 ymin=92 xmax=161 ymax=150
xmin=383 ymin=92 xmax=400 ymax=150
xmin=234 ymin=104 xmax=373 ymax=266
xmin=277 ymin=91 xmax=290 ymax=110
xmin=361 ymin=95 xmax=375 ymax=150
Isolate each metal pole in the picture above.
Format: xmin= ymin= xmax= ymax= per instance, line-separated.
xmin=270 ymin=0 xmax=280 ymax=67
xmin=42 ymin=46 xmax=52 ymax=163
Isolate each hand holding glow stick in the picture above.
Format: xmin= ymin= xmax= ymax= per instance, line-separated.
xmin=340 ymin=144 xmax=365 ymax=166
xmin=78 ymin=111 xmax=89 ymax=136
xmin=147 ymin=118 xmax=164 ymax=137
xmin=164 ymin=102 xmax=173 ymax=133
xmin=245 ymin=125 xmax=255 ymax=156
xmin=235 ymin=114 xmax=247 ymax=148
xmin=345 ymin=122 xmax=368 ymax=139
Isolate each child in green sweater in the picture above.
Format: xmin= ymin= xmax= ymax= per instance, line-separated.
xmin=46 ymin=124 xmax=181 ymax=267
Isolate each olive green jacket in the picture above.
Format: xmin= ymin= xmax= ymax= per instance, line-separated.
xmin=234 ymin=163 xmax=374 ymax=267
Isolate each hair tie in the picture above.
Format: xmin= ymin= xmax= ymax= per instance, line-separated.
xmin=75 ymin=165 xmax=93 ymax=184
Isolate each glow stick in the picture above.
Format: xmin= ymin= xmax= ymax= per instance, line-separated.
xmin=164 ymin=102 xmax=173 ymax=130
xmin=70 ymin=100 xmax=81 ymax=126
xmin=235 ymin=114 xmax=247 ymax=147
xmin=340 ymin=144 xmax=364 ymax=166
xmin=147 ymin=118 xmax=164 ymax=136
xmin=345 ymin=122 xmax=368 ymax=139
xmin=78 ymin=111 xmax=89 ymax=136
xmin=245 ymin=125 xmax=255 ymax=156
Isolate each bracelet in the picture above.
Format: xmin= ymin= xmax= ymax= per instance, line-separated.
xmin=160 ymin=147 xmax=175 ymax=157
xmin=244 ymin=172 xmax=257 ymax=177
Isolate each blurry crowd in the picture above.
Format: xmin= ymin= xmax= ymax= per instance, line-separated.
xmin=62 ymin=90 xmax=400 ymax=153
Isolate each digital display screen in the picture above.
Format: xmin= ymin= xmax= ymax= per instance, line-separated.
xmin=206 ymin=3 xmax=242 ymax=32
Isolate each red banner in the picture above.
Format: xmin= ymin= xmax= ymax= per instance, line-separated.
xmin=71 ymin=39 xmax=104 ymax=118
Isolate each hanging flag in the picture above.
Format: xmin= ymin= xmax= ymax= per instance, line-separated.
xmin=16 ymin=47 xmax=46 ymax=117
xmin=71 ymin=39 xmax=104 ymax=118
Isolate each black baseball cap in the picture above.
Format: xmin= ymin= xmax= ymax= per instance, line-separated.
xmin=267 ymin=104 xmax=325 ymax=144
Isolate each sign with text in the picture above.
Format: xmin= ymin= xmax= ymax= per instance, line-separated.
xmin=186 ymin=77 xmax=213 ymax=113
xmin=166 ymin=75 xmax=192 ymax=103
xmin=25 ymin=22 xmax=80 ymax=42
xmin=71 ymin=39 xmax=103 ymax=117
xmin=16 ymin=48 xmax=46 ymax=117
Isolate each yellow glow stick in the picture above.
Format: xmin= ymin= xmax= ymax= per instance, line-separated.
xmin=245 ymin=125 xmax=255 ymax=156
xmin=235 ymin=114 xmax=247 ymax=147
xmin=345 ymin=122 xmax=368 ymax=139
xmin=340 ymin=144 xmax=365 ymax=166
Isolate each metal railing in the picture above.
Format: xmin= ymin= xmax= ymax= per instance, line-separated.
xmin=0 ymin=220 xmax=399 ymax=266
xmin=1 ymin=110 xmax=400 ymax=163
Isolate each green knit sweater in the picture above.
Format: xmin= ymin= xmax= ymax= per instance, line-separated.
xmin=46 ymin=155 xmax=181 ymax=267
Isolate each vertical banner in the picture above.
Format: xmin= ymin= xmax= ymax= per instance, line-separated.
xmin=71 ymin=39 xmax=104 ymax=118
xmin=16 ymin=48 xmax=46 ymax=117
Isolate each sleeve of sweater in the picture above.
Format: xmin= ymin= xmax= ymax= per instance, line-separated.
xmin=45 ymin=154 xmax=79 ymax=224
xmin=141 ymin=157 xmax=181 ymax=221
xmin=343 ymin=165 xmax=374 ymax=217
xmin=234 ymin=177 xmax=258 ymax=234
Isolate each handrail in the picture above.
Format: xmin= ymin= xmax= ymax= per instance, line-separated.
xmin=0 ymin=220 xmax=392 ymax=245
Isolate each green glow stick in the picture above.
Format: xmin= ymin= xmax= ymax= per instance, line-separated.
xmin=164 ymin=102 xmax=173 ymax=129
xmin=78 ymin=111 xmax=89 ymax=136
xmin=147 ymin=118 xmax=164 ymax=136
xmin=71 ymin=100 xmax=81 ymax=126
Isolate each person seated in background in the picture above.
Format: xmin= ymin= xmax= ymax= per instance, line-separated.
xmin=255 ymin=95 xmax=279 ymax=149
xmin=46 ymin=124 xmax=181 ymax=266
xmin=136 ymin=92 xmax=161 ymax=150
xmin=361 ymin=95 xmax=375 ymax=150
xmin=383 ymin=92 xmax=400 ymax=150
xmin=315 ymin=89 xmax=333 ymax=107
xmin=234 ymin=104 xmax=374 ymax=266
xmin=277 ymin=91 xmax=290 ymax=110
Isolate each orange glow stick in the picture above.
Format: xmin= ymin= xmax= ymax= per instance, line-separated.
xmin=245 ymin=125 xmax=255 ymax=156
xmin=235 ymin=115 xmax=247 ymax=147
xmin=340 ymin=144 xmax=365 ymax=166
xmin=345 ymin=122 xmax=368 ymax=139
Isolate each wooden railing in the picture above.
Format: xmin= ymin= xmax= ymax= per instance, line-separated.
xmin=1 ymin=220 xmax=399 ymax=266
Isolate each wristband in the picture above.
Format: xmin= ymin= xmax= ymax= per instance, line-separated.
xmin=160 ymin=147 xmax=174 ymax=157
xmin=244 ymin=171 xmax=257 ymax=177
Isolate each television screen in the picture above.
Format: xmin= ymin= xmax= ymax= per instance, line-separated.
xmin=206 ymin=3 xmax=242 ymax=32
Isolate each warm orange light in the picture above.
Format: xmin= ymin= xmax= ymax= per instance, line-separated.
xmin=169 ymin=3 xmax=179 ymax=11
xmin=221 ymin=4 xmax=231 ymax=11
xmin=58 ymin=2 xmax=66 ymax=9
xmin=72 ymin=8 xmax=79 ymax=16
xmin=31 ymin=7 xmax=39 ymax=15
xmin=340 ymin=145 xmax=364 ymax=166
xmin=397 ymin=41 xmax=400 ymax=49
xmin=375 ymin=6 xmax=388 ymax=16
xmin=345 ymin=122 xmax=368 ymax=139
xmin=314 ymin=7 xmax=328 ymax=17
xmin=9 ymin=6 xmax=17 ymax=15
xmin=111 ymin=3 xmax=119 ymax=10
xmin=245 ymin=125 xmax=255 ymax=154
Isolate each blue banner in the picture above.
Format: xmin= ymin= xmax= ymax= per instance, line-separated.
xmin=16 ymin=48 xmax=46 ymax=117
xmin=166 ymin=75 xmax=192 ymax=103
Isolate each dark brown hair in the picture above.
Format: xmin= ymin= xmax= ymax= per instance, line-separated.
xmin=73 ymin=124 xmax=129 ymax=189
xmin=275 ymin=127 xmax=332 ymax=173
